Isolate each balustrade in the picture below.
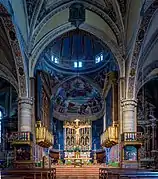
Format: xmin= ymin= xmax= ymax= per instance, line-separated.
xmin=121 ymin=132 xmax=143 ymax=142
xmin=8 ymin=132 xmax=33 ymax=144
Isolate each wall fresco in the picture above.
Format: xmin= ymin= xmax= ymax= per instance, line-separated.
xmin=53 ymin=77 xmax=103 ymax=115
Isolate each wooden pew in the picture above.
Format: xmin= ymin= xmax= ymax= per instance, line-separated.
xmin=2 ymin=168 xmax=56 ymax=179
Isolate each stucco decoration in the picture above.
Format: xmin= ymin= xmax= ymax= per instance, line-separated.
xmin=127 ymin=1 xmax=158 ymax=99
xmin=0 ymin=3 xmax=28 ymax=97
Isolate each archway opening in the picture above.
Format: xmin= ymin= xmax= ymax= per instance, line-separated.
xmin=137 ymin=78 xmax=158 ymax=169
xmin=33 ymin=28 xmax=119 ymax=164
xmin=0 ymin=77 xmax=18 ymax=167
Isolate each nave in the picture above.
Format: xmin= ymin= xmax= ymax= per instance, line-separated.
xmin=0 ymin=0 xmax=158 ymax=178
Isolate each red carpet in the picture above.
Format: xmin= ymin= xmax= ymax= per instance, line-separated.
xmin=55 ymin=165 xmax=101 ymax=179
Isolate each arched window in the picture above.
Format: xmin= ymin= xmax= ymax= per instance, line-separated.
xmin=95 ymin=53 xmax=104 ymax=64
xmin=0 ymin=110 xmax=2 ymax=144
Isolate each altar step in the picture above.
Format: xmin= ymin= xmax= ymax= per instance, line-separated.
xmin=55 ymin=165 xmax=100 ymax=179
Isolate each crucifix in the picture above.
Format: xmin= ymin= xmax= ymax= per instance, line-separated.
xmin=64 ymin=119 xmax=91 ymax=146
xmin=74 ymin=119 xmax=91 ymax=145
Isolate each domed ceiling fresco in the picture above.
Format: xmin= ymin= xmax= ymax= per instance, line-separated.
xmin=36 ymin=29 xmax=111 ymax=74
xmin=35 ymin=29 xmax=119 ymax=120
xmin=53 ymin=77 xmax=103 ymax=116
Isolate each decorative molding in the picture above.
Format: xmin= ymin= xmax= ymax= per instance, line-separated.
xmin=0 ymin=3 xmax=29 ymax=97
xmin=18 ymin=97 xmax=33 ymax=105
xmin=121 ymin=99 xmax=137 ymax=109
xmin=127 ymin=1 xmax=158 ymax=99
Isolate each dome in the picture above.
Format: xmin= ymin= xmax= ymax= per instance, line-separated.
xmin=42 ymin=29 xmax=112 ymax=74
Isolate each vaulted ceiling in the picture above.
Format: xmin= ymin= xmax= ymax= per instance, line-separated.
xmin=0 ymin=0 xmax=158 ymax=99
xmin=0 ymin=18 xmax=18 ymax=92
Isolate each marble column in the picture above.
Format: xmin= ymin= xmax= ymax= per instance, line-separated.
xmin=121 ymin=99 xmax=137 ymax=132
xmin=18 ymin=97 xmax=33 ymax=132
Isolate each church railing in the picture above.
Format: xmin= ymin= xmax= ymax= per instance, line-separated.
xmin=121 ymin=132 xmax=143 ymax=142
xmin=7 ymin=132 xmax=33 ymax=145
xmin=121 ymin=132 xmax=143 ymax=147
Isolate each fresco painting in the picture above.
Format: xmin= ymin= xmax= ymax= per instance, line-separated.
xmin=54 ymin=77 xmax=103 ymax=115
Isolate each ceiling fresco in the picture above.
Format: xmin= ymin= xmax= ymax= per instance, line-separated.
xmin=53 ymin=77 xmax=103 ymax=116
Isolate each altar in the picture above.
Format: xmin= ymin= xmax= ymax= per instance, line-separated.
xmin=63 ymin=119 xmax=92 ymax=165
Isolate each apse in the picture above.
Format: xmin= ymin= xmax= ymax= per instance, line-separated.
xmin=53 ymin=76 xmax=103 ymax=119
xmin=34 ymin=28 xmax=119 ymax=151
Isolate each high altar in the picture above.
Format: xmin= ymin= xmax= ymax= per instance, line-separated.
xmin=63 ymin=119 xmax=92 ymax=164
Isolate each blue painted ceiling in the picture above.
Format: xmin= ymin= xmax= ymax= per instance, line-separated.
xmin=36 ymin=29 xmax=114 ymax=74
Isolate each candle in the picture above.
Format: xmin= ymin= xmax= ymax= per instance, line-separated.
xmin=59 ymin=144 xmax=60 ymax=151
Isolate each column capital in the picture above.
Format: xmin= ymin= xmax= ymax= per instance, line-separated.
xmin=18 ymin=97 xmax=33 ymax=105
xmin=121 ymin=99 xmax=137 ymax=108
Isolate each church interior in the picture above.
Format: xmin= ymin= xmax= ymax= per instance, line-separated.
xmin=0 ymin=0 xmax=158 ymax=178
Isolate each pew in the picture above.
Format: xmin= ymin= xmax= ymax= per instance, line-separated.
xmin=2 ymin=168 xmax=56 ymax=179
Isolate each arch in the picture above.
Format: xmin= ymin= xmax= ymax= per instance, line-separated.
xmin=0 ymin=3 xmax=28 ymax=97
xmin=136 ymin=73 xmax=158 ymax=97
xmin=126 ymin=1 xmax=158 ymax=99
xmin=0 ymin=64 xmax=18 ymax=93
xmin=30 ymin=1 xmax=122 ymax=48
xmin=51 ymin=76 xmax=106 ymax=121
xmin=135 ymin=33 xmax=158 ymax=96
xmin=50 ymin=75 xmax=103 ymax=99
xmin=29 ymin=22 xmax=124 ymax=78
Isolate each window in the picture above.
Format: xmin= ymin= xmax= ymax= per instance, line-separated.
xmin=95 ymin=53 xmax=104 ymax=64
xmin=95 ymin=56 xmax=100 ymax=63
xmin=78 ymin=61 xmax=82 ymax=68
xmin=74 ymin=61 xmax=82 ymax=68
xmin=100 ymin=54 xmax=103 ymax=61
xmin=51 ymin=55 xmax=59 ymax=64
xmin=54 ymin=57 xmax=59 ymax=64
xmin=74 ymin=62 xmax=78 ymax=68
xmin=0 ymin=110 xmax=2 ymax=144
